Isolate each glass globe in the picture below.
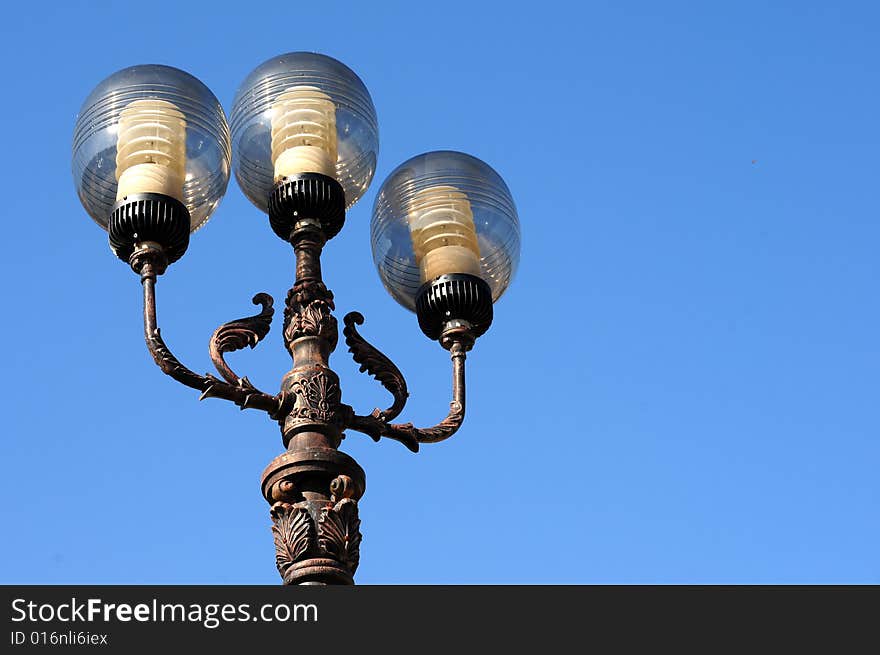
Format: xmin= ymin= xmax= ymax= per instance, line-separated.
xmin=72 ymin=64 xmax=231 ymax=232
xmin=371 ymin=151 xmax=520 ymax=312
xmin=230 ymin=52 xmax=378 ymax=211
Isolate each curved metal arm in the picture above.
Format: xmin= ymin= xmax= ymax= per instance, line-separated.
xmin=345 ymin=340 xmax=468 ymax=453
xmin=140 ymin=261 xmax=286 ymax=419
xmin=209 ymin=293 xmax=274 ymax=387
xmin=342 ymin=312 xmax=408 ymax=422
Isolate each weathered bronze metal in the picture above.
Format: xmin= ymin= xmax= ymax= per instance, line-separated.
xmin=126 ymin=193 xmax=476 ymax=584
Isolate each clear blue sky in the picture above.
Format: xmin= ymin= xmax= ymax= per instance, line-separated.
xmin=1 ymin=1 xmax=877 ymax=584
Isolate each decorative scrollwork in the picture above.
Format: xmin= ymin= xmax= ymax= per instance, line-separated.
xmin=330 ymin=475 xmax=357 ymax=503
xmin=344 ymin=339 xmax=469 ymax=452
xmin=141 ymin=276 xmax=286 ymax=420
xmin=268 ymin=478 xmax=299 ymax=504
xmin=209 ymin=293 xmax=274 ymax=386
xmin=342 ymin=312 xmax=409 ymax=422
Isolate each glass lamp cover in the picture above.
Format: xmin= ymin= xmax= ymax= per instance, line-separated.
xmin=72 ymin=64 xmax=231 ymax=232
xmin=230 ymin=52 xmax=379 ymax=211
xmin=371 ymin=151 xmax=521 ymax=312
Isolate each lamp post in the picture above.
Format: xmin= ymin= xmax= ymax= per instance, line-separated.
xmin=72 ymin=53 xmax=520 ymax=585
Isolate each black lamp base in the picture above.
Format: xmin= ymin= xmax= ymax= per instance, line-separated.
xmin=415 ymin=273 xmax=494 ymax=341
xmin=268 ymin=174 xmax=346 ymax=241
xmin=109 ymin=193 xmax=190 ymax=265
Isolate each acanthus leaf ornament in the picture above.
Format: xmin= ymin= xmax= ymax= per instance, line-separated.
xmin=268 ymin=498 xmax=362 ymax=581
xmin=318 ymin=498 xmax=362 ymax=573
xmin=284 ymin=280 xmax=338 ymax=349
xmin=270 ymin=502 xmax=315 ymax=576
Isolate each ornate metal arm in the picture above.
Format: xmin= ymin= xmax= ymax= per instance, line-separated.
xmin=342 ymin=312 xmax=408 ymax=422
xmin=209 ymin=293 xmax=275 ymax=387
xmin=345 ymin=337 xmax=469 ymax=453
xmin=139 ymin=257 xmax=286 ymax=419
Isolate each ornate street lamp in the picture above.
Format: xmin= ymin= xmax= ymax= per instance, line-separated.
xmin=72 ymin=53 xmax=520 ymax=585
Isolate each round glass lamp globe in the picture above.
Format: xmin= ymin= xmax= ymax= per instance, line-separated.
xmin=71 ymin=64 xmax=231 ymax=232
xmin=230 ymin=52 xmax=378 ymax=211
xmin=371 ymin=151 xmax=520 ymax=312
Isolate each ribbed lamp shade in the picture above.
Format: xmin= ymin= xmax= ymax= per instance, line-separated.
xmin=72 ymin=64 xmax=231 ymax=232
xmin=371 ymin=151 xmax=520 ymax=312
xmin=230 ymin=52 xmax=378 ymax=212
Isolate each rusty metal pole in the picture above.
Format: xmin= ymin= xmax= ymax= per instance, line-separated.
xmin=261 ymin=219 xmax=365 ymax=585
